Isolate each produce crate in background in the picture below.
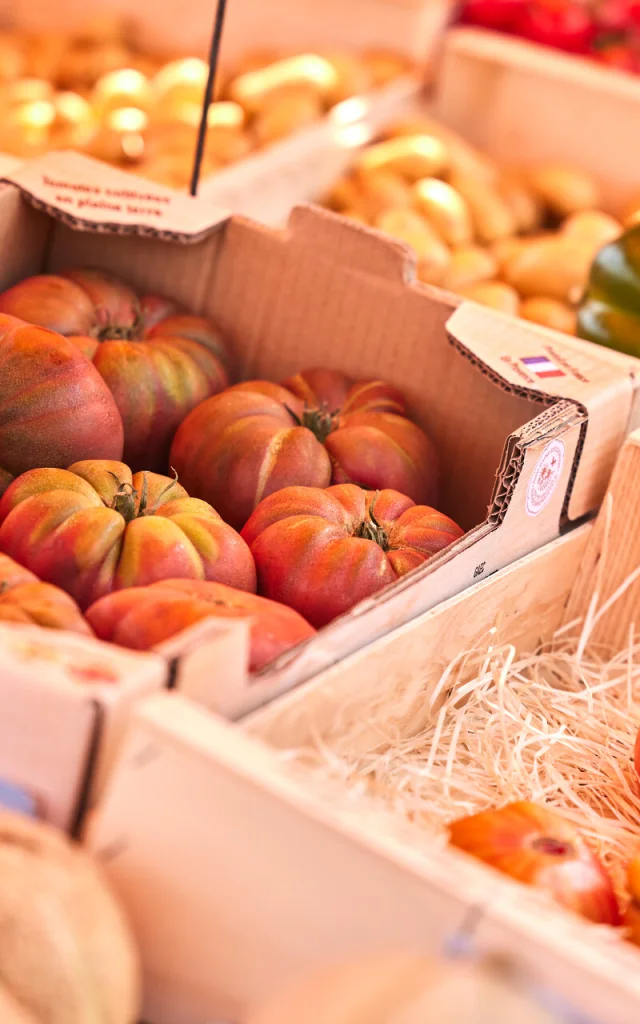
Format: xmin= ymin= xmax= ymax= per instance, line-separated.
xmin=207 ymin=23 xmax=640 ymax=226
xmin=14 ymin=0 xmax=454 ymax=63
xmin=87 ymin=430 xmax=640 ymax=1024
xmin=2 ymin=0 xmax=454 ymax=196
xmin=434 ymin=27 xmax=640 ymax=210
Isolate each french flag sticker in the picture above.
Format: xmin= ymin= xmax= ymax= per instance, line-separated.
xmin=521 ymin=355 xmax=566 ymax=379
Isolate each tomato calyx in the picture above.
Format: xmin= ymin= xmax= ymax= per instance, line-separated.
xmin=531 ymin=835 xmax=573 ymax=856
xmin=106 ymin=469 xmax=180 ymax=523
xmin=108 ymin=479 xmax=139 ymax=523
xmin=354 ymin=498 xmax=389 ymax=550
xmin=94 ymin=302 xmax=143 ymax=343
xmin=286 ymin=402 xmax=341 ymax=443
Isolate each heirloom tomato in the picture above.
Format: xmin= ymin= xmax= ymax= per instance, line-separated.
xmin=0 ymin=553 xmax=91 ymax=635
xmin=0 ymin=461 xmax=256 ymax=609
xmin=0 ymin=270 xmax=230 ymax=472
xmin=241 ymin=483 xmax=463 ymax=628
xmin=86 ymin=579 xmax=315 ymax=670
xmin=0 ymin=313 xmax=123 ymax=492
xmin=171 ymin=367 xmax=440 ymax=530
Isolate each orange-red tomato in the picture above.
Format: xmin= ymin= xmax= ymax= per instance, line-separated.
xmin=450 ymin=801 xmax=620 ymax=926
xmin=241 ymin=483 xmax=463 ymax=628
xmin=0 ymin=552 xmax=92 ymax=635
xmin=86 ymin=578 xmax=315 ymax=670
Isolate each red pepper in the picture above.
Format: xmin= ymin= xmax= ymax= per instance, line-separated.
xmin=460 ymin=0 xmax=525 ymax=31
xmin=593 ymin=0 xmax=635 ymax=33
xmin=515 ymin=0 xmax=596 ymax=52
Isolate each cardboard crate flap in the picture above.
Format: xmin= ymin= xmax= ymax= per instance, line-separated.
xmin=2 ymin=152 xmax=229 ymax=243
xmin=287 ymin=204 xmax=417 ymax=283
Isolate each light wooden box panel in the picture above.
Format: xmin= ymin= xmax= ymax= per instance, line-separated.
xmin=86 ymin=431 xmax=640 ymax=1024
xmin=12 ymin=0 xmax=453 ymax=63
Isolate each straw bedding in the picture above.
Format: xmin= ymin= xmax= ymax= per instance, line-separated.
xmin=271 ymin=506 xmax=640 ymax=905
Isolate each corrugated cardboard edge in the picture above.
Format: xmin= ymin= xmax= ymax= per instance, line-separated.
xmin=445 ymin=301 xmax=636 ymax=521
xmin=1 ymin=151 xmax=230 ymax=244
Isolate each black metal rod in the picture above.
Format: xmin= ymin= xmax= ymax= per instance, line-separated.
xmin=189 ymin=0 xmax=230 ymax=196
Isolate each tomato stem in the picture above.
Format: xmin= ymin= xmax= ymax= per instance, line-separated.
xmin=355 ymin=494 xmax=389 ymax=549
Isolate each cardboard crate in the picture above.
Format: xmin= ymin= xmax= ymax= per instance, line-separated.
xmin=1 ymin=149 xmax=635 ymax=717
xmin=86 ymin=430 xmax=640 ymax=1024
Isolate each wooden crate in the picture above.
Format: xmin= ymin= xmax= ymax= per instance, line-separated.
xmin=434 ymin=27 xmax=640 ymax=211
xmin=86 ymin=430 xmax=640 ymax=1024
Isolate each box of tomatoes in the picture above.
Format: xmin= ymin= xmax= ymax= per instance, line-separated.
xmin=86 ymin=430 xmax=640 ymax=1024
xmin=0 ymin=149 xmax=634 ymax=735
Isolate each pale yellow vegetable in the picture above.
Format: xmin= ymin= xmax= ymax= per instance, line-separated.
xmin=458 ymin=280 xmax=520 ymax=314
xmin=323 ymin=176 xmax=361 ymax=212
xmin=205 ymin=129 xmax=253 ymax=165
xmin=528 ymin=163 xmax=600 ymax=217
xmin=503 ymin=236 xmax=594 ymax=303
xmin=491 ymin=236 xmax=530 ymax=275
xmin=412 ymin=177 xmax=472 ymax=246
xmin=254 ymin=91 xmax=322 ymax=145
xmin=357 ymin=134 xmax=449 ymax=182
xmin=320 ymin=52 xmax=372 ymax=105
xmin=324 ymin=170 xmax=410 ymax=220
xmin=520 ymin=297 xmax=577 ymax=334
xmin=91 ymin=67 xmax=152 ymax=118
xmin=375 ymin=208 xmax=450 ymax=285
xmin=449 ymin=173 xmax=516 ymax=244
xmin=497 ymin=173 xmax=543 ymax=233
xmin=620 ymin=190 xmax=640 ymax=226
xmin=356 ymin=170 xmax=411 ymax=218
xmin=363 ymin=49 xmax=412 ymax=86
xmin=440 ymin=244 xmax=498 ymax=291
xmin=248 ymin=953 xmax=560 ymax=1024
xmin=385 ymin=116 xmax=497 ymax=183
xmin=229 ymin=54 xmax=338 ymax=114
xmin=561 ymin=209 xmax=622 ymax=252
xmin=342 ymin=208 xmax=369 ymax=225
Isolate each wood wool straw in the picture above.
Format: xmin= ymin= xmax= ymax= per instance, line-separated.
xmin=276 ymin=498 xmax=640 ymax=901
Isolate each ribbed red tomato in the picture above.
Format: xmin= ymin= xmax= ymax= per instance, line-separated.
xmin=86 ymin=579 xmax=315 ymax=670
xmin=0 ymin=313 xmax=123 ymax=490
xmin=0 ymin=460 xmax=256 ymax=610
xmin=171 ymin=367 xmax=440 ymax=530
xmin=0 ymin=269 xmax=230 ymax=472
xmin=0 ymin=552 xmax=92 ymax=635
xmin=241 ymin=484 xmax=463 ymax=628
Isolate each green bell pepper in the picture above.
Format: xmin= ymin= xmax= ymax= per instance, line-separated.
xmin=578 ymin=223 xmax=640 ymax=357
